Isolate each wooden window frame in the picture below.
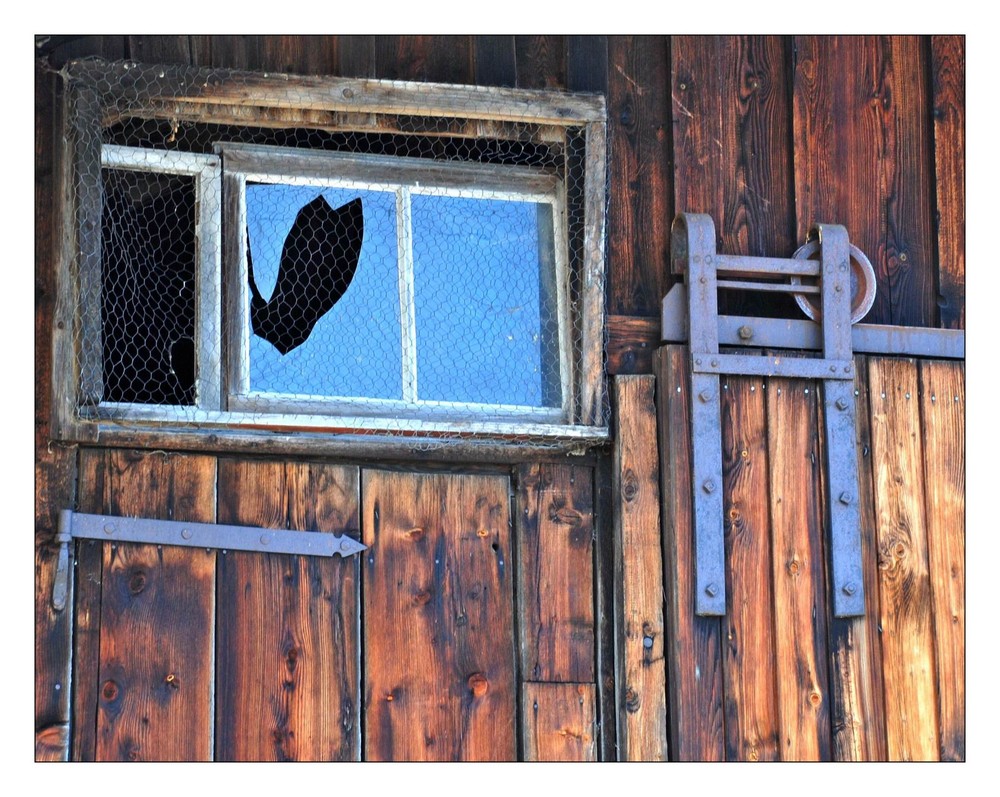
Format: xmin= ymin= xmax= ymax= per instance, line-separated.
xmin=53 ymin=60 xmax=609 ymax=459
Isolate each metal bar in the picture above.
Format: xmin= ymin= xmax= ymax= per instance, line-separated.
xmin=816 ymin=224 xmax=853 ymax=362
xmin=661 ymin=284 xmax=966 ymax=360
xmin=676 ymin=213 xmax=726 ymax=616
xmin=715 ymin=253 xmax=820 ymax=278
xmin=66 ymin=511 xmax=367 ymax=557
xmin=822 ymin=381 xmax=866 ymax=616
xmin=716 ymin=279 xmax=821 ymax=295
xmin=51 ymin=510 xmax=73 ymax=612
xmin=692 ymin=353 xmax=854 ymax=380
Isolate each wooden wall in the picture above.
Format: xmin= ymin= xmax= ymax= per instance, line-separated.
xmin=35 ymin=35 xmax=964 ymax=761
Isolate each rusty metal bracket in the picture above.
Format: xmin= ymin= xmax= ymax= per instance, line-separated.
xmin=51 ymin=509 xmax=366 ymax=611
xmin=670 ymin=213 xmax=867 ymax=618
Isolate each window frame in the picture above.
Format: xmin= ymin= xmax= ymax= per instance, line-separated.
xmin=54 ymin=59 xmax=609 ymax=456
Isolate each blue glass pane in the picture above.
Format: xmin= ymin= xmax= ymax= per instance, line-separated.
xmin=246 ymin=184 xmax=401 ymax=399
xmin=411 ymin=194 xmax=559 ymax=408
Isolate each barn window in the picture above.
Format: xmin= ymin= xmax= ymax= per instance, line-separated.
xmin=58 ymin=61 xmax=608 ymax=452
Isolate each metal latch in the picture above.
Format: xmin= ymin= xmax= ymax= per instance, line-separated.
xmin=50 ymin=509 xmax=366 ymax=611
xmin=669 ymin=213 xmax=869 ymax=618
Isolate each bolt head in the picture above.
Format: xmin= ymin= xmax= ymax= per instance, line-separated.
xmin=835 ymin=398 xmax=849 ymax=411
xmin=181 ymin=529 xmax=192 ymax=540
xmin=703 ymin=479 xmax=716 ymax=494
xmin=839 ymin=492 xmax=852 ymax=505
xmin=699 ymin=389 xmax=712 ymax=403
xmin=705 ymin=582 xmax=719 ymax=598
xmin=710 ymin=359 xmax=719 ymax=368
xmin=642 ymin=636 xmax=654 ymax=649
xmin=842 ymin=582 xmax=858 ymax=596
xmin=738 ymin=325 xmax=753 ymax=340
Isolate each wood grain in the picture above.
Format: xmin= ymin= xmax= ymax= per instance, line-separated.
xmin=827 ymin=356 xmax=887 ymax=760
xmin=215 ymin=459 xmax=361 ymax=761
xmin=793 ymin=36 xmax=937 ymax=327
xmin=766 ymin=378 xmax=831 ymax=760
xmin=567 ymin=36 xmax=608 ymax=94
xmin=36 ymin=724 xmax=70 ymax=762
xmin=672 ymin=35 xmax=797 ymax=318
xmin=127 ymin=35 xmax=192 ymax=65
xmin=868 ymin=357 xmax=939 ymax=760
xmin=90 ymin=450 xmax=217 ymax=761
xmin=606 ymin=314 xmax=659 ymax=375
xmin=720 ymin=376 xmax=779 ymax=761
xmin=363 ymin=470 xmax=515 ymax=761
xmin=607 ymin=36 xmax=671 ymax=317
xmin=514 ymin=36 xmax=566 ymax=90
xmin=474 ymin=36 xmax=517 ymax=87
xmin=654 ymin=346 xmax=725 ymax=760
xmin=373 ymin=35 xmax=474 ymax=85
xmin=919 ymin=360 xmax=965 ymax=760
xmin=931 ymin=36 xmax=965 ymax=329
xmin=522 ymin=683 xmax=597 ymax=761
xmin=613 ymin=376 xmax=668 ymax=760
xmin=516 ymin=464 xmax=594 ymax=683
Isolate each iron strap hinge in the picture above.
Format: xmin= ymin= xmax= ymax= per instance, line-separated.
xmin=50 ymin=509 xmax=367 ymax=611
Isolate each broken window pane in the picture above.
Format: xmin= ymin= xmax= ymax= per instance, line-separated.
xmin=101 ymin=168 xmax=196 ymax=405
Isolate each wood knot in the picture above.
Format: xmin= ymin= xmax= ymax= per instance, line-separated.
xmin=809 ymin=691 xmax=822 ymax=707
xmin=624 ymin=687 xmax=640 ymax=714
xmin=404 ymin=527 xmax=425 ymax=542
xmin=165 ymin=673 xmax=180 ymax=690
xmin=128 ymin=570 xmax=147 ymax=594
xmin=787 ymin=558 xmax=800 ymax=576
xmin=476 ymin=528 xmax=489 ymax=537
xmin=101 ymin=680 xmax=119 ymax=701
xmin=412 ymin=588 xmax=432 ymax=606
xmin=468 ymin=672 xmax=489 ymax=698
xmin=621 ymin=469 xmax=639 ymax=503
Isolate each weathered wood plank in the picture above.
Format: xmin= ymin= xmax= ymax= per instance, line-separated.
xmin=919 ymin=360 xmax=965 ymax=760
xmin=127 ymin=35 xmax=192 ymax=65
xmin=92 ymin=450 xmax=217 ymax=761
xmin=257 ymin=36 xmax=338 ymax=76
xmin=606 ymin=314 xmax=659 ymax=375
xmin=516 ymin=464 xmax=595 ymax=683
xmin=215 ymin=459 xmax=361 ymax=761
xmin=474 ymin=36 xmax=517 ymax=87
xmin=593 ymin=453 xmax=619 ymax=761
xmin=363 ymin=470 xmax=515 ymax=761
xmin=36 ymin=724 xmax=70 ymax=762
xmin=514 ymin=36 xmax=566 ymax=90
xmin=338 ymin=36 xmax=376 ymax=78
xmin=931 ymin=36 xmax=965 ymax=330
xmin=72 ymin=449 xmax=106 ymax=761
xmin=613 ymin=376 xmax=667 ymax=760
xmin=868 ymin=357 xmax=939 ymax=760
xmin=720 ymin=376 xmax=779 ymax=761
xmin=522 ymin=683 xmax=598 ymax=761
xmin=567 ymin=36 xmax=608 ymax=94
xmin=654 ymin=346 xmax=726 ymax=761
xmin=373 ymin=35 xmax=474 ymax=85
xmin=766 ymin=378 xmax=832 ymax=760
xmin=672 ymin=35 xmax=797 ymax=318
xmin=827 ymin=356 xmax=888 ymax=761
xmin=35 ymin=61 xmax=75 ymax=753
xmin=607 ymin=36 xmax=671 ymax=317
xmin=793 ymin=36 xmax=937 ymax=327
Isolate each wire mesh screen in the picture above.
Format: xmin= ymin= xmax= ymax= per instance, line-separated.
xmin=66 ymin=60 xmax=608 ymax=449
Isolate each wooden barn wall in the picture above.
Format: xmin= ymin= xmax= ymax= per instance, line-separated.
xmin=35 ymin=35 xmax=964 ymax=761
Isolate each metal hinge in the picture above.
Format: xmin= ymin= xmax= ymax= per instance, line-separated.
xmin=669 ymin=213 xmax=868 ymax=619
xmin=50 ymin=509 xmax=366 ymax=611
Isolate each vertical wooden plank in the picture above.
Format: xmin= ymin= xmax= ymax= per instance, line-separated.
xmin=127 ymin=35 xmax=192 ymax=65
xmin=373 ymin=36 xmax=474 ymax=84
xmin=868 ymin=357 xmax=939 ymax=760
xmin=93 ymin=450 xmax=217 ymax=761
xmin=514 ymin=35 xmax=566 ymax=90
xmin=567 ymin=36 xmax=608 ymax=94
xmin=793 ymin=36 xmax=937 ymax=327
xmin=719 ymin=376 xmax=779 ymax=761
xmin=73 ymin=449 xmax=106 ymax=761
xmin=654 ymin=345 xmax=725 ymax=761
xmin=673 ymin=35 xmax=797 ymax=318
xmin=338 ymin=36 xmax=376 ymax=78
xmin=256 ymin=36 xmax=338 ymax=76
xmin=930 ymin=36 xmax=965 ymax=330
xmin=215 ymin=459 xmax=360 ymax=761
xmin=363 ymin=471 xmax=515 ymax=761
xmin=35 ymin=60 xmax=75 ymax=760
xmin=827 ymin=356 xmax=888 ymax=761
xmin=766 ymin=378 xmax=832 ymax=760
xmin=919 ymin=361 xmax=965 ymax=760
xmin=474 ymin=36 xmax=517 ymax=87
xmin=593 ymin=453 xmax=619 ymax=761
xmin=522 ymin=683 xmax=597 ymax=761
xmin=607 ymin=35 xmax=671 ymax=318
xmin=613 ymin=375 xmax=667 ymax=761
xmin=516 ymin=464 xmax=594 ymax=683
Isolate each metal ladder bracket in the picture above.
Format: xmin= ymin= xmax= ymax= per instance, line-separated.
xmin=671 ymin=213 xmax=866 ymax=619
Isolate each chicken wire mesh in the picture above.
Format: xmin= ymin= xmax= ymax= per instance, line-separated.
xmin=65 ymin=60 xmax=608 ymax=449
